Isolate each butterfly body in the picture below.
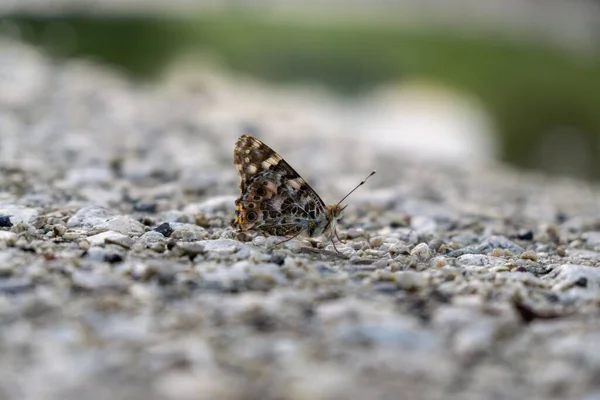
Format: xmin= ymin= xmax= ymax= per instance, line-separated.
xmin=233 ymin=134 xmax=344 ymax=241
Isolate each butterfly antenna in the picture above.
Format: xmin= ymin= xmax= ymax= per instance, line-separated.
xmin=335 ymin=170 xmax=376 ymax=207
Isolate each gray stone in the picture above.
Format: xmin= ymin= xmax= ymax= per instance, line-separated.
xmin=547 ymin=264 xmax=600 ymax=292
xmin=388 ymin=242 xmax=410 ymax=256
xmin=86 ymin=231 xmax=129 ymax=247
xmin=582 ymin=231 xmax=600 ymax=247
xmin=0 ymin=277 xmax=32 ymax=293
xmin=449 ymin=235 xmax=524 ymax=256
xmin=169 ymin=223 xmax=207 ymax=237
xmin=0 ymin=204 xmax=38 ymax=224
xmin=566 ymin=249 xmax=600 ymax=261
xmin=456 ymin=254 xmax=506 ymax=267
xmin=100 ymin=215 xmax=146 ymax=236
xmin=334 ymin=319 xmax=441 ymax=350
xmin=105 ymin=234 xmax=136 ymax=249
xmin=139 ymin=231 xmax=167 ymax=252
xmin=67 ymin=206 xmax=112 ymax=228
xmin=369 ymin=236 xmax=385 ymax=248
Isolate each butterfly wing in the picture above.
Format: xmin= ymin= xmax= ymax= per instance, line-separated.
xmin=232 ymin=134 xmax=327 ymax=236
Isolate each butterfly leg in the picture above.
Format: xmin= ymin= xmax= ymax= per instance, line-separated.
xmin=330 ymin=237 xmax=343 ymax=254
xmin=335 ymin=229 xmax=346 ymax=244
xmin=275 ymin=231 xmax=303 ymax=246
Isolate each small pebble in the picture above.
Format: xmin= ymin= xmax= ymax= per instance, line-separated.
xmin=432 ymin=257 xmax=447 ymax=268
xmin=395 ymin=271 xmax=426 ymax=291
xmin=269 ymin=254 xmax=285 ymax=266
xmin=369 ymin=236 xmax=385 ymax=248
xmin=52 ymin=224 xmax=67 ymax=237
xmin=154 ymin=222 xmax=174 ymax=237
xmin=389 ymin=242 xmax=410 ymax=256
xmin=410 ymin=243 xmax=432 ymax=260
xmin=10 ymin=222 xmax=30 ymax=234
xmin=491 ymin=248 xmax=509 ymax=257
xmin=195 ymin=213 xmax=211 ymax=228
xmin=0 ymin=231 xmax=17 ymax=244
xmin=106 ymin=235 xmax=135 ymax=250
xmin=520 ymin=250 xmax=538 ymax=261
xmin=0 ymin=215 xmax=13 ymax=228
xmin=63 ymin=231 xmax=82 ymax=241
xmin=104 ymin=253 xmax=124 ymax=264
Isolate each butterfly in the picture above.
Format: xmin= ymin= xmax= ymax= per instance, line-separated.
xmin=232 ymin=134 xmax=375 ymax=252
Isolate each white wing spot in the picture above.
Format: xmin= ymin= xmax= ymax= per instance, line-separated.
xmin=270 ymin=196 xmax=284 ymax=211
xmin=247 ymin=165 xmax=257 ymax=174
xmin=265 ymin=155 xmax=281 ymax=166
xmin=287 ymin=178 xmax=303 ymax=190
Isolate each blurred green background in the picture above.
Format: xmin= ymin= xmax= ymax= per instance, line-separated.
xmin=1 ymin=8 xmax=599 ymax=180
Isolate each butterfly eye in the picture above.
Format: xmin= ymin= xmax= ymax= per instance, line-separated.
xmin=247 ymin=212 xmax=257 ymax=222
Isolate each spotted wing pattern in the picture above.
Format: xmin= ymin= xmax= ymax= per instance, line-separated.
xmin=232 ymin=134 xmax=328 ymax=237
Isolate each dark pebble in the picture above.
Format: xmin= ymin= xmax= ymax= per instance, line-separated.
xmin=157 ymin=270 xmax=176 ymax=286
xmin=429 ymin=289 xmax=451 ymax=303
xmin=390 ymin=220 xmax=406 ymax=229
xmin=517 ymin=230 xmax=534 ymax=241
xmin=134 ymin=202 xmax=158 ymax=213
xmin=248 ymin=313 xmax=277 ymax=333
xmin=555 ymin=212 xmax=568 ymax=224
xmin=574 ymin=277 xmax=588 ymax=287
xmin=104 ymin=253 xmax=124 ymax=264
xmin=0 ymin=215 xmax=13 ymax=228
xmin=269 ymin=254 xmax=285 ymax=266
xmin=140 ymin=216 xmax=155 ymax=226
xmin=543 ymin=291 xmax=560 ymax=303
xmin=154 ymin=222 xmax=174 ymax=237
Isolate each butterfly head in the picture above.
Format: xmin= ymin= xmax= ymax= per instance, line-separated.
xmin=322 ymin=204 xmax=346 ymax=237
xmin=326 ymin=204 xmax=347 ymax=222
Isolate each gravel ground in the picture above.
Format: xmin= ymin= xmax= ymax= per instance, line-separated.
xmin=1 ymin=40 xmax=600 ymax=400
